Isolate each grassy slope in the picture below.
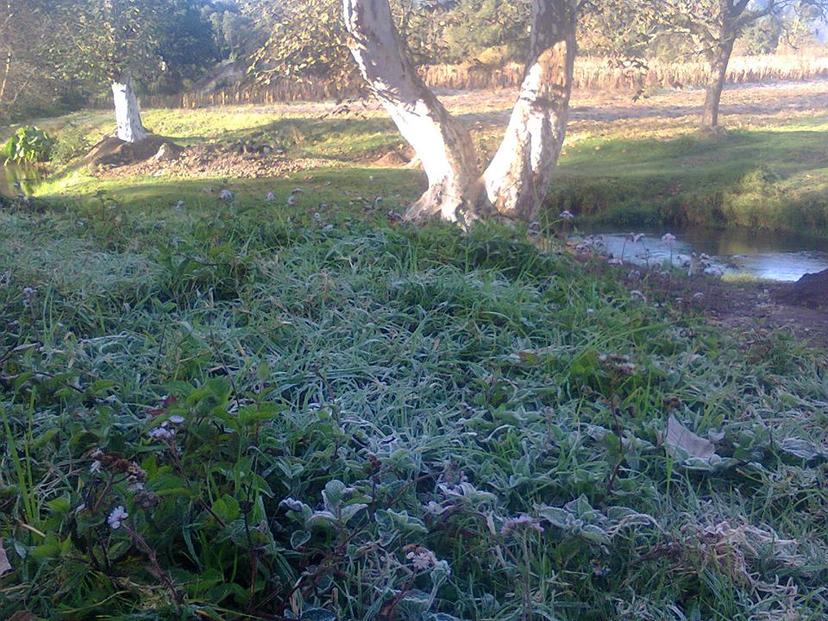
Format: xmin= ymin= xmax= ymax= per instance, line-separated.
xmin=27 ymin=99 xmax=828 ymax=237
xmin=551 ymin=118 xmax=828 ymax=235
xmin=1 ymin=184 xmax=827 ymax=619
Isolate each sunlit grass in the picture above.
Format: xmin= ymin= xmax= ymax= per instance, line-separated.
xmin=23 ymin=85 xmax=828 ymax=237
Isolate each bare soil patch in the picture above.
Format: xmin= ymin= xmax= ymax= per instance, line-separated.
xmin=627 ymin=268 xmax=828 ymax=350
xmin=706 ymin=282 xmax=828 ymax=350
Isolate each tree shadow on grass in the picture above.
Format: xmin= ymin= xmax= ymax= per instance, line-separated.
xmin=36 ymin=166 xmax=425 ymax=219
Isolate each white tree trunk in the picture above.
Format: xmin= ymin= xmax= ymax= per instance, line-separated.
xmin=0 ymin=47 xmax=10 ymax=106
xmin=483 ymin=1 xmax=577 ymax=220
xmin=112 ymin=72 xmax=147 ymax=143
xmin=0 ymin=1 xmax=14 ymax=107
xmin=343 ymin=0 xmax=483 ymax=223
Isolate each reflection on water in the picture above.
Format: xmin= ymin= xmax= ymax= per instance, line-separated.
xmin=579 ymin=227 xmax=828 ymax=283
xmin=0 ymin=164 xmax=42 ymax=197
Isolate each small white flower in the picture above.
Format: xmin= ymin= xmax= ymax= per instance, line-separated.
xmin=22 ymin=287 xmax=37 ymax=308
xmin=661 ymin=233 xmax=677 ymax=245
xmin=148 ymin=424 xmax=175 ymax=441
xmin=501 ymin=514 xmax=544 ymax=536
xmin=169 ymin=415 xmax=185 ymax=424
xmin=608 ymin=258 xmax=624 ymax=266
xmin=630 ymin=290 xmax=647 ymax=302
xmin=406 ymin=546 xmax=438 ymax=571
xmin=559 ymin=210 xmax=575 ymax=221
xmin=107 ymin=505 xmax=128 ymax=530
xmin=90 ymin=460 xmax=102 ymax=474
xmin=219 ymin=189 xmax=234 ymax=202
xmin=265 ymin=192 xmax=275 ymax=202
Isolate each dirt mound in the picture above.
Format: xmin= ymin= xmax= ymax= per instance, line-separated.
xmin=85 ymin=135 xmax=175 ymax=170
xmin=96 ymin=142 xmax=333 ymax=180
xmin=152 ymin=142 xmax=185 ymax=162
xmin=774 ymin=270 xmax=828 ymax=308
xmin=374 ymin=149 xmax=412 ymax=167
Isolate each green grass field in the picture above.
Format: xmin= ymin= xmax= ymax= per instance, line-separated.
xmin=1 ymin=90 xmax=827 ymax=619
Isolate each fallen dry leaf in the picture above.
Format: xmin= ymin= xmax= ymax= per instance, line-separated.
xmin=666 ymin=415 xmax=716 ymax=461
xmin=0 ymin=538 xmax=12 ymax=576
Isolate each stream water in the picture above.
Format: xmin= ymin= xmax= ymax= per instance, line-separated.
xmin=0 ymin=164 xmax=42 ymax=197
xmin=577 ymin=227 xmax=828 ymax=282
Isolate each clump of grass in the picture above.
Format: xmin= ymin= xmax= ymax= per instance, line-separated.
xmin=1 ymin=196 xmax=826 ymax=620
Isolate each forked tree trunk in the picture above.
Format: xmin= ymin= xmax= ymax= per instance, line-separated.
xmin=701 ymin=38 xmax=735 ymax=130
xmin=343 ymin=0 xmax=577 ymax=224
xmin=483 ymin=1 xmax=576 ymax=220
xmin=112 ymin=71 xmax=148 ymax=143
xmin=343 ymin=0 xmax=483 ymax=223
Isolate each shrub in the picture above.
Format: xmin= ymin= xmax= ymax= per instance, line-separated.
xmin=2 ymin=126 xmax=55 ymax=165
xmin=51 ymin=126 xmax=91 ymax=165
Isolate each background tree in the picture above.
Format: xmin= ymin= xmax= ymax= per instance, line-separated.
xmin=0 ymin=0 xmax=60 ymax=122
xmin=202 ymin=1 xmax=264 ymax=61
xmin=250 ymin=0 xmax=447 ymax=98
xmin=153 ymin=0 xmax=220 ymax=94
xmin=659 ymin=0 xmax=828 ymax=130
xmin=51 ymin=0 xmax=171 ymax=143
xmin=440 ymin=0 xmax=532 ymax=64
xmin=53 ymin=0 xmax=216 ymax=142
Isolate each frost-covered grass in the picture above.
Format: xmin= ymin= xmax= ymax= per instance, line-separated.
xmin=1 ymin=195 xmax=826 ymax=619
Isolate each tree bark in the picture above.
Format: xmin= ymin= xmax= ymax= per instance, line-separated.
xmin=0 ymin=1 xmax=13 ymax=107
xmin=0 ymin=47 xmax=10 ymax=106
xmin=112 ymin=71 xmax=148 ymax=143
xmin=701 ymin=38 xmax=734 ymax=130
xmin=483 ymin=0 xmax=577 ymax=220
xmin=343 ymin=0 xmax=483 ymax=223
